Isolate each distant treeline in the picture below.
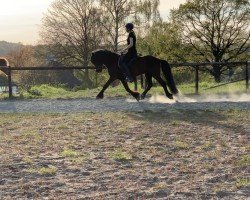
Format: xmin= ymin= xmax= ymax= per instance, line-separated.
xmin=0 ymin=41 xmax=23 ymax=56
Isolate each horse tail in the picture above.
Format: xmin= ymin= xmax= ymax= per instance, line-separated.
xmin=160 ymin=60 xmax=178 ymax=94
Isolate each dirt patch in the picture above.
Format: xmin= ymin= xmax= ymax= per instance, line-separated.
xmin=0 ymin=109 xmax=249 ymax=199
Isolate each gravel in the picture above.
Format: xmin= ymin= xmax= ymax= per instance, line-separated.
xmin=0 ymin=97 xmax=249 ymax=113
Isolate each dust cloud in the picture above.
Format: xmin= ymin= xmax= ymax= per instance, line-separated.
xmin=149 ymin=92 xmax=250 ymax=103
xmin=126 ymin=92 xmax=250 ymax=103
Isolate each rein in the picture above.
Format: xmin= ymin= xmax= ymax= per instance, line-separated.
xmin=118 ymin=54 xmax=124 ymax=68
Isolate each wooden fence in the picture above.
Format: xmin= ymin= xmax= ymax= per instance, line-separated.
xmin=170 ymin=61 xmax=249 ymax=94
xmin=0 ymin=61 xmax=249 ymax=98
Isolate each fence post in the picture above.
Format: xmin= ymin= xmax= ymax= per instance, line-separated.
xmin=195 ymin=66 xmax=199 ymax=94
xmin=246 ymin=62 xmax=249 ymax=90
xmin=7 ymin=66 xmax=13 ymax=98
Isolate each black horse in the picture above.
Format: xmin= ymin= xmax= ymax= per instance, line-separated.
xmin=0 ymin=57 xmax=9 ymax=75
xmin=91 ymin=49 xmax=178 ymax=101
xmin=0 ymin=57 xmax=8 ymax=66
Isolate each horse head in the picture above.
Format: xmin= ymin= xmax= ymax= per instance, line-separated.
xmin=91 ymin=49 xmax=107 ymax=73
xmin=91 ymin=49 xmax=119 ymax=73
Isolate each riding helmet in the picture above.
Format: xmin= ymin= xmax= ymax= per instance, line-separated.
xmin=125 ymin=23 xmax=134 ymax=30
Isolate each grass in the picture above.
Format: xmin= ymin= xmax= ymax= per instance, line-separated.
xmin=27 ymin=166 xmax=58 ymax=176
xmin=86 ymin=135 xmax=96 ymax=145
xmin=235 ymin=178 xmax=250 ymax=188
xmin=61 ymin=149 xmax=79 ymax=158
xmin=175 ymin=140 xmax=189 ymax=149
xmin=237 ymin=155 xmax=250 ymax=167
xmin=110 ymin=149 xmax=133 ymax=161
xmin=1 ymin=80 xmax=248 ymax=99
xmin=22 ymin=157 xmax=33 ymax=164
xmin=201 ymin=141 xmax=214 ymax=150
xmin=38 ymin=166 xmax=58 ymax=176
xmin=153 ymin=182 xmax=168 ymax=190
xmin=56 ymin=124 xmax=69 ymax=130
xmin=170 ymin=120 xmax=181 ymax=126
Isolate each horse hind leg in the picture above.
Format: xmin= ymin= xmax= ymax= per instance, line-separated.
xmin=141 ymin=73 xmax=153 ymax=99
xmin=153 ymin=75 xmax=173 ymax=99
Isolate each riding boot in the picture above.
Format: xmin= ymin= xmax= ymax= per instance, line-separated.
xmin=121 ymin=63 xmax=134 ymax=82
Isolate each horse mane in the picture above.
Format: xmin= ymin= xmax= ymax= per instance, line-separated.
xmin=92 ymin=49 xmax=119 ymax=57
xmin=0 ymin=57 xmax=9 ymax=66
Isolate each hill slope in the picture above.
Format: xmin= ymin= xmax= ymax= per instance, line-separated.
xmin=0 ymin=41 xmax=23 ymax=56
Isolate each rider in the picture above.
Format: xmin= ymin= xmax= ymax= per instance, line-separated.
xmin=120 ymin=23 xmax=137 ymax=82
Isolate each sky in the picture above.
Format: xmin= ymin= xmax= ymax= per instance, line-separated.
xmin=0 ymin=0 xmax=186 ymax=45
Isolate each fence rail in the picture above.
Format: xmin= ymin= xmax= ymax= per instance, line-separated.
xmin=170 ymin=61 xmax=249 ymax=94
xmin=170 ymin=61 xmax=248 ymax=67
xmin=0 ymin=61 xmax=249 ymax=98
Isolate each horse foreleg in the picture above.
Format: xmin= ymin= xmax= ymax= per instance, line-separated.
xmin=96 ymin=77 xmax=115 ymax=99
xmin=141 ymin=74 xmax=153 ymax=99
xmin=121 ymin=80 xmax=140 ymax=101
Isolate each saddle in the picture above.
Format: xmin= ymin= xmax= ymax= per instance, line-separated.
xmin=118 ymin=54 xmax=140 ymax=69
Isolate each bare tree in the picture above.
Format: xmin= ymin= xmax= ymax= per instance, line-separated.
xmin=98 ymin=0 xmax=160 ymax=52
xmin=6 ymin=46 xmax=40 ymax=67
xmin=6 ymin=46 xmax=45 ymax=89
xmin=40 ymin=0 xmax=104 ymax=86
xmin=172 ymin=0 xmax=250 ymax=82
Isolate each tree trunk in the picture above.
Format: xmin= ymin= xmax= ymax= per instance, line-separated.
xmin=83 ymin=69 xmax=93 ymax=88
xmin=111 ymin=10 xmax=120 ymax=87
xmin=212 ymin=65 xmax=222 ymax=83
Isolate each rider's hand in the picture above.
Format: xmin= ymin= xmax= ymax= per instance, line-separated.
xmin=120 ymin=50 xmax=126 ymax=54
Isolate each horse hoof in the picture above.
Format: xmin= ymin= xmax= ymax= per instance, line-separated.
xmin=167 ymin=94 xmax=173 ymax=100
xmin=133 ymin=92 xmax=140 ymax=101
xmin=96 ymin=94 xmax=104 ymax=99
xmin=140 ymin=94 xmax=146 ymax=100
